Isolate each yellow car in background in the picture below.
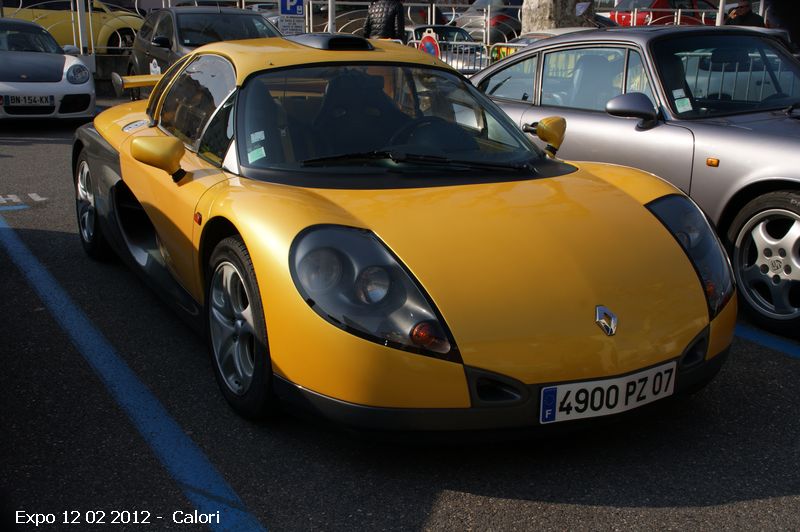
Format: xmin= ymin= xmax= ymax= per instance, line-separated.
xmin=5 ymin=0 xmax=142 ymax=53
xmin=73 ymin=35 xmax=736 ymax=431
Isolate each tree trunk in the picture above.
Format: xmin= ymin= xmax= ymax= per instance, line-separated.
xmin=521 ymin=0 xmax=596 ymax=32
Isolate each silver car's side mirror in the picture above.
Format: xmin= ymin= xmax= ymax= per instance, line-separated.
xmin=606 ymin=92 xmax=659 ymax=130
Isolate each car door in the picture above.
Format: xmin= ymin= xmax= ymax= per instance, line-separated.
xmin=148 ymin=12 xmax=175 ymax=75
xmin=120 ymin=54 xmax=237 ymax=295
xmin=518 ymin=45 xmax=695 ymax=193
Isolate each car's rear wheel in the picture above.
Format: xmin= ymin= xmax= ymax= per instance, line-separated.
xmin=207 ymin=236 xmax=277 ymax=419
xmin=75 ymin=152 xmax=110 ymax=260
xmin=728 ymin=191 xmax=800 ymax=336
xmin=106 ymin=28 xmax=135 ymax=55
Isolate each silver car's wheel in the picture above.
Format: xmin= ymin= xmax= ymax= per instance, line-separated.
xmin=734 ymin=207 xmax=800 ymax=322
xmin=206 ymin=236 xmax=277 ymax=419
xmin=209 ymin=261 xmax=257 ymax=396
xmin=74 ymin=152 xmax=110 ymax=260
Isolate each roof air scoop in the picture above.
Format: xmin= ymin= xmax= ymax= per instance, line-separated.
xmin=284 ymin=33 xmax=375 ymax=51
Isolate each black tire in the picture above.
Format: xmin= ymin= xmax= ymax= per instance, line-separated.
xmin=106 ymin=28 xmax=135 ymax=55
xmin=75 ymin=151 xmax=111 ymax=261
xmin=207 ymin=236 xmax=278 ymax=420
xmin=726 ymin=190 xmax=800 ymax=336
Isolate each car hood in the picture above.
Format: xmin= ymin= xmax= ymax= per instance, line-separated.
xmin=309 ymin=164 xmax=710 ymax=384
xmin=0 ymin=51 xmax=65 ymax=83
xmin=696 ymin=109 xmax=800 ymax=139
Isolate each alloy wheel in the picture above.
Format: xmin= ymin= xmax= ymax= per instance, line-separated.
xmin=76 ymin=160 xmax=95 ymax=243
xmin=209 ymin=261 xmax=257 ymax=396
xmin=734 ymin=208 xmax=800 ymax=320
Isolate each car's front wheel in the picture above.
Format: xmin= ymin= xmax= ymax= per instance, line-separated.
xmin=75 ymin=152 xmax=110 ymax=260
xmin=207 ymin=236 xmax=277 ymax=419
xmin=728 ymin=191 xmax=800 ymax=336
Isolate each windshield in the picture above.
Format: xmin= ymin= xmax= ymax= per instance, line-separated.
xmin=0 ymin=26 xmax=62 ymax=53
xmin=237 ymin=64 xmax=543 ymax=175
xmin=614 ymin=0 xmax=656 ymax=9
xmin=176 ymin=13 xmax=278 ymax=47
xmin=652 ymin=34 xmax=800 ymax=119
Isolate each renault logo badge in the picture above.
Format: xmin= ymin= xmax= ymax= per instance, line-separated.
xmin=595 ymin=305 xmax=618 ymax=336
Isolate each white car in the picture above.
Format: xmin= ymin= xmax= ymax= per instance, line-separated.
xmin=0 ymin=19 xmax=95 ymax=119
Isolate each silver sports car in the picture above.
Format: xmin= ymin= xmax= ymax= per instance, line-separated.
xmin=0 ymin=19 xmax=95 ymax=119
xmin=473 ymin=26 xmax=800 ymax=335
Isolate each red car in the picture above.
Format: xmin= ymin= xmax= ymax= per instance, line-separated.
xmin=610 ymin=0 xmax=719 ymax=26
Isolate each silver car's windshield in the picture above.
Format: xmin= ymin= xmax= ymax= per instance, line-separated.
xmin=237 ymin=64 xmax=544 ymax=173
xmin=653 ymin=34 xmax=800 ymax=119
xmin=0 ymin=26 xmax=62 ymax=54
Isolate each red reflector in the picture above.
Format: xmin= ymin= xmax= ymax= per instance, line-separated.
xmin=410 ymin=321 xmax=451 ymax=354
xmin=193 ymin=212 xmax=202 ymax=225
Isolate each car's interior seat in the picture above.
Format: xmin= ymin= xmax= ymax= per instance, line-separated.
xmin=658 ymin=52 xmax=695 ymax=112
xmin=242 ymin=80 xmax=294 ymax=165
xmin=312 ymin=71 xmax=410 ymax=157
xmin=569 ymin=54 xmax=622 ymax=111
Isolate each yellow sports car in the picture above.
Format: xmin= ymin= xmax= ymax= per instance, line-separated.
xmin=74 ymin=34 xmax=736 ymax=431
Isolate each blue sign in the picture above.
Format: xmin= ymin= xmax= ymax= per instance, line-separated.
xmin=280 ymin=0 xmax=304 ymax=16
xmin=540 ymin=387 xmax=557 ymax=424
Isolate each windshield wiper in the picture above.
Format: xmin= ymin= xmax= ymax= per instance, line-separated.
xmin=301 ymin=151 xmax=395 ymax=167
xmin=785 ymin=101 xmax=800 ymax=117
xmin=392 ymin=152 xmax=534 ymax=173
xmin=302 ymin=150 xmax=534 ymax=173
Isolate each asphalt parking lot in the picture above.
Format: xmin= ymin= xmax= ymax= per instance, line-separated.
xmin=2 ymin=108 xmax=800 ymax=531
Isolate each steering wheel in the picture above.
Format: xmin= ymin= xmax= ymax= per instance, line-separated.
xmin=388 ymin=116 xmax=449 ymax=145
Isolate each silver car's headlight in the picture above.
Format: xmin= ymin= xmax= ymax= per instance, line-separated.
xmin=290 ymin=225 xmax=460 ymax=362
xmin=66 ymin=64 xmax=90 ymax=84
xmin=647 ymin=195 xmax=734 ymax=319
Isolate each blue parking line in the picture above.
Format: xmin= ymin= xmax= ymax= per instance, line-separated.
xmin=736 ymin=323 xmax=800 ymax=360
xmin=0 ymin=205 xmax=29 ymax=212
xmin=0 ymin=215 xmax=266 ymax=532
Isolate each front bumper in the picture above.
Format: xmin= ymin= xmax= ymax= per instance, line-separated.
xmin=0 ymin=80 xmax=96 ymax=119
xmin=274 ymin=345 xmax=729 ymax=433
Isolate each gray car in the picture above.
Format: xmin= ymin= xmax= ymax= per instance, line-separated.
xmin=472 ymin=26 xmax=800 ymax=335
xmin=128 ymin=7 xmax=279 ymax=81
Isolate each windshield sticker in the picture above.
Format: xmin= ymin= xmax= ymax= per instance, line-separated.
xmin=247 ymin=147 xmax=266 ymax=164
xmin=672 ymin=88 xmax=686 ymax=99
xmin=149 ymin=59 xmax=161 ymax=76
xmin=250 ymin=131 xmax=265 ymax=143
xmin=675 ymin=97 xmax=693 ymax=113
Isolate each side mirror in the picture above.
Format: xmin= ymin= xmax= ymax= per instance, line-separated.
xmin=131 ymin=137 xmax=186 ymax=182
xmin=606 ymin=92 xmax=659 ymax=130
xmin=151 ymin=36 xmax=171 ymax=49
xmin=523 ymin=116 xmax=566 ymax=157
xmin=63 ymin=44 xmax=80 ymax=55
xmin=576 ymin=2 xmax=591 ymax=17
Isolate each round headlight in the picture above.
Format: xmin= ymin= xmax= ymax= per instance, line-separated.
xmin=66 ymin=64 xmax=90 ymax=84
xmin=355 ymin=266 xmax=391 ymax=304
xmin=297 ymin=248 xmax=342 ymax=293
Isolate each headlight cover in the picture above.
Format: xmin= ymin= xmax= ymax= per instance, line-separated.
xmin=66 ymin=64 xmax=90 ymax=84
xmin=290 ymin=225 xmax=461 ymax=362
xmin=647 ymin=195 xmax=734 ymax=319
